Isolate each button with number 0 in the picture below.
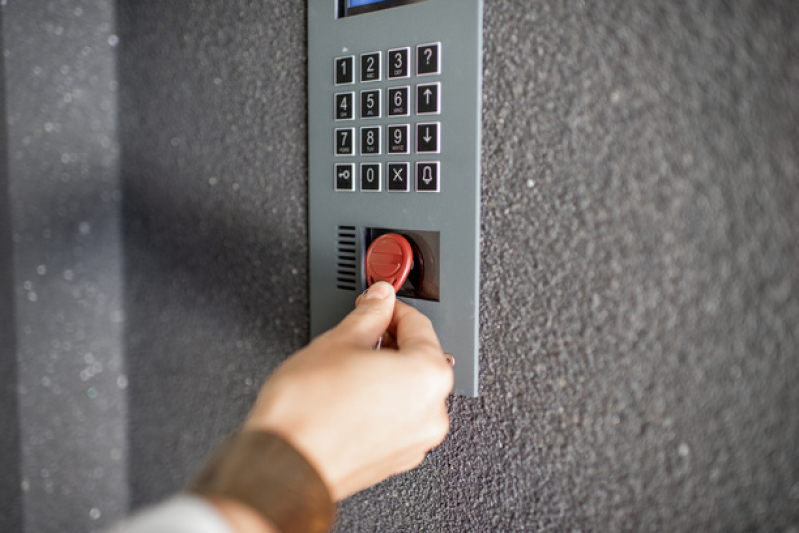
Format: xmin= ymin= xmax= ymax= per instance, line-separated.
xmin=360 ymin=163 xmax=381 ymax=191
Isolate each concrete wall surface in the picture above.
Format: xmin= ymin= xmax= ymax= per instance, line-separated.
xmin=1 ymin=0 xmax=797 ymax=531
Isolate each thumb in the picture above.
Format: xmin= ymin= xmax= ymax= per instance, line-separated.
xmin=330 ymin=281 xmax=396 ymax=348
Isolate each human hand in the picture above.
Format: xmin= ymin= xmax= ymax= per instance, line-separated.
xmin=244 ymin=281 xmax=454 ymax=501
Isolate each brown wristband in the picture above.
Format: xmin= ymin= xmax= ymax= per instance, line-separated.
xmin=188 ymin=431 xmax=336 ymax=533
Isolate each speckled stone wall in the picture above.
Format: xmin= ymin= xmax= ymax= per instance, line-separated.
xmin=3 ymin=1 xmax=128 ymax=532
xmin=0 ymin=9 xmax=24 ymax=533
xmin=3 ymin=0 xmax=798 ymax=531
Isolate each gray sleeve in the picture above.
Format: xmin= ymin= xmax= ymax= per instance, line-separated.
xmin=107 ymin=495 xmax=236 ymax=533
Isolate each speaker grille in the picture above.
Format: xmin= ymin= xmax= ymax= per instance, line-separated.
xmin=336 ymin=226 xmax=358 ymax=291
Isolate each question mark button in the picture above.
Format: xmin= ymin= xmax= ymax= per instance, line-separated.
xmin=416 ymin=43 xmax=441 ymax=76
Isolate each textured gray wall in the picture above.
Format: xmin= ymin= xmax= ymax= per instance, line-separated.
xmin=116 ymin=0 xmax=310 ymax=510
xmin=0 ymin=8 xmax=24 ymax=533
xmin=3 ymin=1 xmax=128 ymax=531
xmin=2 ymin=0 xmax=798 ymax=531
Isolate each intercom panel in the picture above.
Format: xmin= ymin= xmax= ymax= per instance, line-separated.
xmin=308 ymin=0 xmax=483 ymax=396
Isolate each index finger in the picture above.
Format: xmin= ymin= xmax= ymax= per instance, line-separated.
xmin=389 ymin=301 xmax=443 ymax=355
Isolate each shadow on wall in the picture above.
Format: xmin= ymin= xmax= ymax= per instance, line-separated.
xmin=121 ymin=153 xmax=309 ymax=506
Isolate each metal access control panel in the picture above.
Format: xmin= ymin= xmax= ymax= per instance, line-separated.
xmin=308 ymin=0 xmax=483 ymax=396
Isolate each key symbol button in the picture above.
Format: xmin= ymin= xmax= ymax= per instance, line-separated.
xmin=335 ymin=163 xmax=355 ymax=191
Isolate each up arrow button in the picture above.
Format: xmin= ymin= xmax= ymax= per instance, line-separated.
xmin=416 ymin=82 xmax=441 ymax=115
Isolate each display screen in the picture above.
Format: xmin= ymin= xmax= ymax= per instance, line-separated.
xmin=348 ymin=0 xmax=386 ymax=6
xmin=339 ymin=0 xmax=426 ymax=18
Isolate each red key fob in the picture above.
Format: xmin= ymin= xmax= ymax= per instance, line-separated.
xmin=365 ymin=233 xmax=413 ymax=292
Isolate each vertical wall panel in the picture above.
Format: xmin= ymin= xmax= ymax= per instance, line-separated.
xmin=117 ymin=0 xmax=310 ymax=508
xmin=4 ymin=1 xmax=127 ymax=531
xmin=0 ymin=8 xmax=24 ymax=533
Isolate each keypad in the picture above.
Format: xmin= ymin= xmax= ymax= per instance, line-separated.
xmin=333 ymin=43 xmax=443 ymax=193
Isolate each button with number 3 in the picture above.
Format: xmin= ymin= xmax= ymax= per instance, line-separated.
xmin=387 ymin=47 xmax=410 ymax=79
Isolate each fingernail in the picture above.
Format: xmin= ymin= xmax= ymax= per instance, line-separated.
xmin=364 ymin=281 xmax=392 ymax=301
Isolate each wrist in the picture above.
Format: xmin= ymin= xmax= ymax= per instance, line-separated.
xmin=209 ymin=497 xmax=280 ymax=533
xmin=188 ymin=431 xmax=336 ymax=533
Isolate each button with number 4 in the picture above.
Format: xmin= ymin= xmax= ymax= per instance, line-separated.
xmin=335 ymin=93 xmax=354 ymax=120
